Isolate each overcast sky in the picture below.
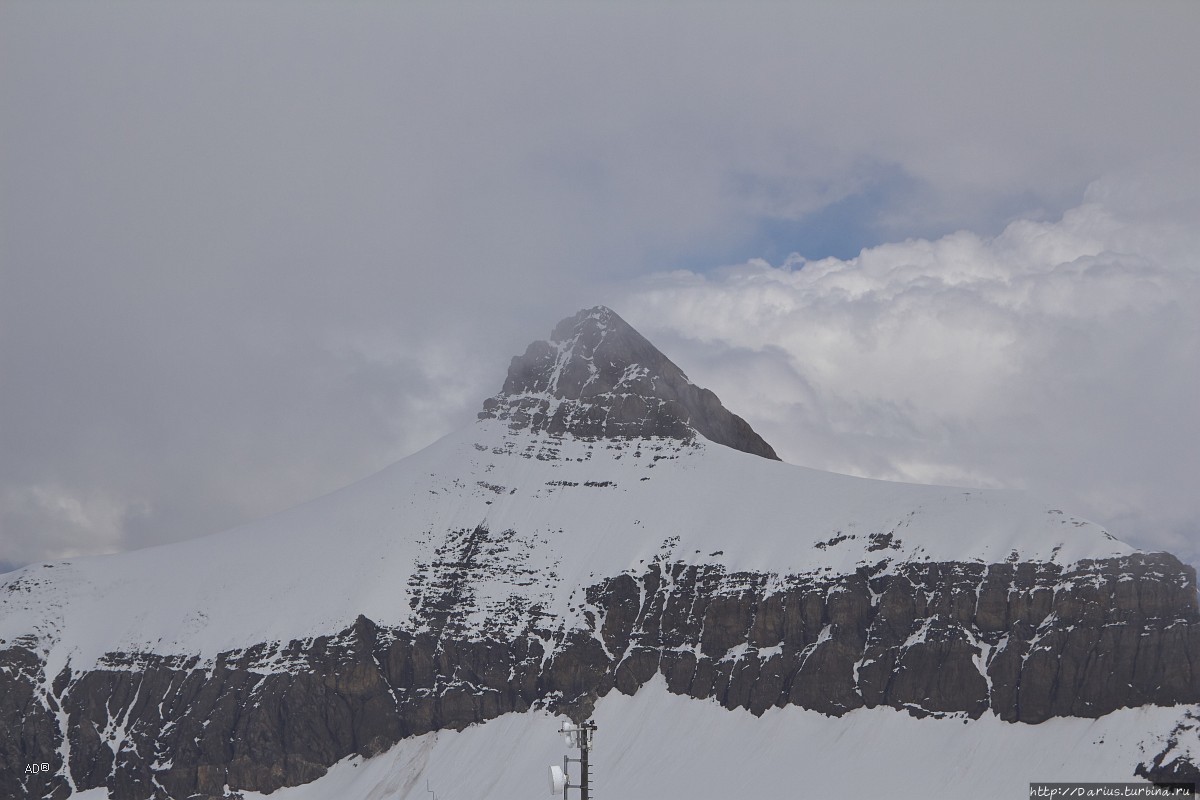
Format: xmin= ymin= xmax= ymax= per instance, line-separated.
xmin=2 ymin=2 xmax=1198 ymax=572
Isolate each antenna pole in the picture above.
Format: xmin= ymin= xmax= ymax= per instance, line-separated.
xmin=579 ymin=720 xmax=596 ymax=800
xmin=580 ymin=728 xmax=589 ymax=800
xmin=552 ymin=719 xmax=597 ymax=800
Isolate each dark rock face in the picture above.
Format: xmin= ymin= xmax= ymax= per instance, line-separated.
xmin=478 ymin=306 xmax=780 ymax=460
xmin=584 ymin=552 xmax=1200 ymax=723
xmin=0 ymin=641 xmax=66 ymax=800
xmin=6 ymin=551 xmax=1199 ymax=798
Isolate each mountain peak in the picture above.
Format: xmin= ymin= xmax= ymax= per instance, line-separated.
xmin=479 ymin=306 xmax=779 ymax=459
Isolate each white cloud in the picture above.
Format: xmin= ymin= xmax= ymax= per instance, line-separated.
xmin=2 ymin=2 xmax=1198 ymax=569
xmin=0 ymin=484 xmax=132 ymax=564
xmin=620 ymin=174 xmax=1200 ymax=562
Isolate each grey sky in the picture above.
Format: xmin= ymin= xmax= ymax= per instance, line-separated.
xmin=2 ymin=2 xmax=1198 ymax=570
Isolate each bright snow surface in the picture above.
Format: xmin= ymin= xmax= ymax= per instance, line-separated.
xmin=109 ymin=677 xmax=1183 ymax=800
xmin=1 ymin=418 xmax=1133 ymax=672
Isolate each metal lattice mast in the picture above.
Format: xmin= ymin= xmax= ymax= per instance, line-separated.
xmin=549 ymin=720 xmax=597 ymax=800
xmin=579 ymin=721 xmax=595 ymax=800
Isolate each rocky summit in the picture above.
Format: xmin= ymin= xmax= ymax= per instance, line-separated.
xmin=479 ymin=306 xmax=779 ymax=460
xmin=2 ymin=307 xmax=1199 ymax=799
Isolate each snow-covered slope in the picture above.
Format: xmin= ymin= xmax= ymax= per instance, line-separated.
xmin=191 ymin=679 xmax=1192 ymax=800
xmin=0 ymin=414 xmax=1131 ymax=672
xmin=5 ymin=306 xmax=1190 ymax=800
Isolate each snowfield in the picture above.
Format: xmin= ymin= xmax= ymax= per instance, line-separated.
xmin=1 ymin=417 xmax=1133 ymax=677
xmin=136 ymin=678 xmax=1193 ymax=800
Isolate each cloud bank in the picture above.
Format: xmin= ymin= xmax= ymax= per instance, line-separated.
xmin=1 ymin=2 xmax=1198 ymax=569
xmin=620 ymin=172 xmax=1200 ymax=562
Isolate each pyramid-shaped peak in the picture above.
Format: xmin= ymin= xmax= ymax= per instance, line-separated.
xmin=479 ymin=306 xmax=779 ymax=460
xmin=504 ymin=305 xmax=684 ymax=399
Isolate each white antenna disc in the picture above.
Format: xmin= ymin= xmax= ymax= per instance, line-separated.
xmin=548 ymin=765 xmax=566 ymax=795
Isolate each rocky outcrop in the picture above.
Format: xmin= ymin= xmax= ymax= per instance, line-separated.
xmin=586 ymin=552 xmax=1200 ymax=724
xmin=0 ymin=641 xmax=66 ymax=800
xmin=5 ymin=551 xmax=1198 ymax=799
xmin=479 ymin=306 xmax=780 ymax=460
xmin=1137 ymin=712 xmax=1200 ymax=785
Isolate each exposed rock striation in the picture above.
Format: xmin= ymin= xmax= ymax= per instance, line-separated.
xmin=5 ymin=549 xmax=1199 ymax=798
xmin=479 ymin=306 xmax=779 ymax=460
